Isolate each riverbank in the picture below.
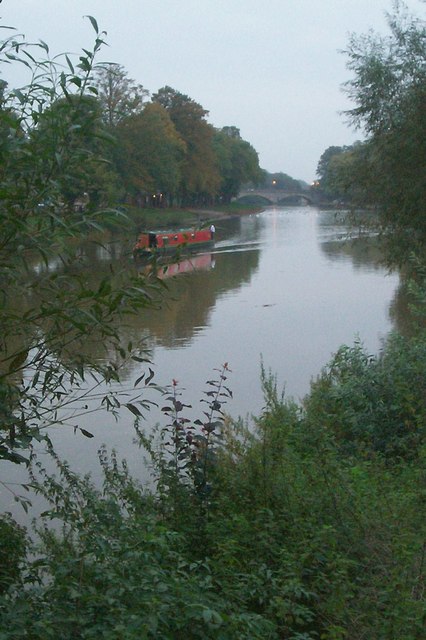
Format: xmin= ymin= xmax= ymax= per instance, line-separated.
xmin=124 ymin=203 xmax=263 ymax=232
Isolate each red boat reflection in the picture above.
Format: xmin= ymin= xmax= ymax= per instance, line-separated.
xmin=142 ymin=252 xmax=214 ymax=279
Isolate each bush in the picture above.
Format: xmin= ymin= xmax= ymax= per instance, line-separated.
xmin=304 ymin=334 xmax=426 ymax=459
xmin=0 ymin=450 xmax=276 ymax=640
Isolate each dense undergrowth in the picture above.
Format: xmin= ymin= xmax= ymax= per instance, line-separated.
xmin=0 ymin=327 xmax=425 ymax=639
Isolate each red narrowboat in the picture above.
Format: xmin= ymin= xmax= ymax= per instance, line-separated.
xmin=133 ymin=228 xmax=214 ymax=259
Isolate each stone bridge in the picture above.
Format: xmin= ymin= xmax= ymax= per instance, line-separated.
xmin=236 ymin=188 xmax=317 ymax=205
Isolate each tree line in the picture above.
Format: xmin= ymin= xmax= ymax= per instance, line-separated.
xmin=1 ymin=55 xmax=264 ymax=213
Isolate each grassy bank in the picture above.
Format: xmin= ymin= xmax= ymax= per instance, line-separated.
xmin=122 ymin=203 xmax=263 ymax=232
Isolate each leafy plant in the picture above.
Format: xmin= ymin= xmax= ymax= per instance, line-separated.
xmin=0 ymin=20 xmax=163 ymax=466
xmin=139 ymin=364 xmax=233 ymax=526
xmin=304 ymin=334 xmax=426 ymax=459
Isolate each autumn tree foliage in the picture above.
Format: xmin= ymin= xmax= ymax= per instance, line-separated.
xmin=114 ymin=102 xmax=186 ymax=206
xmin=91 ymin=77 xmax=262 ymax=208
xmin=152 ymin=86 xmax=221 ymax=205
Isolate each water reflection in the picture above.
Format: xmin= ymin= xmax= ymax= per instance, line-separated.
xmin=140 ymin=253 xmax=215 ymax=280
xmin=315 ymin=209 xmax=385 ymax=272
xmin=320 ymin=236 xmax=385 ymax=271
xmin=134 ymin=248 xmax=260 ymax=351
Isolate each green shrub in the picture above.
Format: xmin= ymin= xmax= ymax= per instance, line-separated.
xmin=304 ymin=334 xmax=426 ymax=459
xmin=0 ymin=451 xmax=276 ymax=640
xmin=201 ymin=361 xmax=426 ymax=639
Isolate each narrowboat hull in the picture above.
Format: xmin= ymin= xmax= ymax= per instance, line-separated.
xmin=133 ymin=228 xmax=214 ymax=259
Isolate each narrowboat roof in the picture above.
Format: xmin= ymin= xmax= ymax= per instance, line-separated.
xmin=139 ymin=228 xmax=205 ymax=234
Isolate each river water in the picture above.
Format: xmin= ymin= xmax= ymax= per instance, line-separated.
xmin=2 ymin=206 xmax=403 ymax=513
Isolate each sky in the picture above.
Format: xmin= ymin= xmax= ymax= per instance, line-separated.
xmin=1 ymin=0 xmax=424 ymax=182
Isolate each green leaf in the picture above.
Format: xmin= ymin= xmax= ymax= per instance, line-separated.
xmin=85 ymin=15 xmax=99 ymax=34
xmin=65 ymin=54 xmax=74 ymax=73
xmin=125 ymin=403 xmax=142 ymax=417
xmin=134 ymin=373 xmax=145 ymax=387
xmin=80 ymin=428 xmax=94 ymax=438
xmin=0 ymin=448 xmax=29 ymax=465
xmin=11 ymin=88 xmax=26 ymax=104
xmin=38 ymin=40 xmax=49 ymax=53
xmin=145 ymin=368 xmax=155 ymax=385
xmin=8 ymin=349 xmax=29 ymax=373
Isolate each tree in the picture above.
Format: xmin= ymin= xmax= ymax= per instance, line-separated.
xmin=263 ymin=171 xmax=301 ymax=192
xmin=114 ymin=102 xmax=186 ymax=205
xmin=0 ymin=80 xmax=17 ymax=168
xmin=342 ymin=2 xmax=426 ymax=260
xmin=315 ymin=143 xmax=373 ymax=203
xmin=92 ymin=63 xmax=149 ymax=128
xmin=213 ymin=127 xmax=262 ymax=203
xmin=321 ymin=142 xmax=377 ymax=205
xmin=317 ymin=146 xmax=344 ymax=183
xmin=152 ymin=86 xmax=220 ymax=204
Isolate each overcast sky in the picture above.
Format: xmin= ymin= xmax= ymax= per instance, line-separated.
xmin=1 ymin=0 xmax=424 ymax=182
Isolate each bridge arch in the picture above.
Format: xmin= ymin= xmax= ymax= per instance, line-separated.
xmin=275 ymin=194 xmax=315 ymax=206
xmin=236 ymin=194 xmax=274 ymax=205
xmin=236 ymin=188 xmax=315 ymax=206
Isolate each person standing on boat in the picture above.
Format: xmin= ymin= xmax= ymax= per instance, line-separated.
xmin=210 ymin=224 xmax=216 ymax=240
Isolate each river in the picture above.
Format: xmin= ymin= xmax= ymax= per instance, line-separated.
xmin=1 ymin=206 xmax=403 ymax=514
